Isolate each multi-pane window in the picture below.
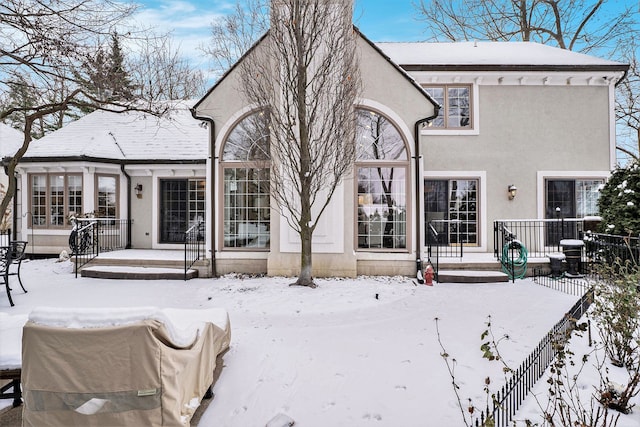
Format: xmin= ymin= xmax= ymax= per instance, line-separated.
xmin=223 ymin=169 xmax=270 ymax=248
xmin=545 ymin=179 xmax=604 ymax=245
xmin=424 ymin=179 xmax=479 ymax=245
xmin=29 ymin=173 xmax=82 ymax=227
xmin=424 ymin=85 xmax=471 ymax=129
xmin=222 ymin=111 xmax=271 ymax=249
xmin=160 ymin=178 xmax=206 ymax=243
xmin=96 ymin=175 xmax=117 ymax=219
xmin=31 ymin=175 xmax=47 ymax=226
xmin=545 ymin=179 xmax=604 ymax=219
xmin=356 ymin=108 xmax=408 ymax=250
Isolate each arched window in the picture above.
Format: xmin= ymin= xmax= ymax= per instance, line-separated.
xmin=221 ymin=111 xmax=271 ymax=249
xmin=355 ymin=108 xmax=409 ymax=250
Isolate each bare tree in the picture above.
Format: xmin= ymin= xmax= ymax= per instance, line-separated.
xmin=130 ymin=33 xmax=206 ymax=102
xmin=616 ymin=44 xmax=640 ymax=163
xmin=415 ymin=0 xmax=636 ymax=54
xmin=0 ymin=0 xmax=165 ymax=223
xmin=202 ymin=0 xmax=270 ymax=78
xmin=233 ymin=0 xmax=361 ymax=287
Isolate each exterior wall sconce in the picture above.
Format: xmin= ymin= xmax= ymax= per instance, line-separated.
xmin=135 ymin=183 xmax=143 ymax=199
xmin=508 ymin=184 xmax=517 ymax=200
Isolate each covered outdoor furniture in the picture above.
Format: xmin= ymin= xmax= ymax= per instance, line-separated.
xmin=0 ymin=313 xmax=28 ymax=407
xmin=21 ymin=307 xmax=231 ymax=427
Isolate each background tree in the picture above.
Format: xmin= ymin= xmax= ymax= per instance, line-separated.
xmin=130 ymin=34 xmax=206 ymax=102
xmin=616 ymin=44 xmax=640 ymax=163
xmin=597 ymin=161 xmax=640 ymax=235
xmin=202 ymin=0 xmax=270 ymax=78
xmin=1 ymin=0 xmax=206 ymax=223
xmin=78 ymin=32 xmax=137 ymax=110
xmin=414 ymin=0 xmax=635 ymax=53
xmin=1 ymin=0 xmax=143 ymax=222
xmin=229 ymin=0 xmax=361 ymax=287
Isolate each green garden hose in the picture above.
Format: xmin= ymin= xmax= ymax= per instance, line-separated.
xmin=501 ymin=240 xmax=528 ymax=280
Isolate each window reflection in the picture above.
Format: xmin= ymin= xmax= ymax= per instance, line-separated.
xmin=222 ymin=111 xmax=271 ymax=249
xmin=356 ymin=108 xmax=408 ymax=250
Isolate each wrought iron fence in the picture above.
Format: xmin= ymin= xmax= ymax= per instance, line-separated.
xmin=474 ymin=287 xmax=594 ymax=427
xmin=73 ymin=218 xmax=130 ymax=277
xmin=582 ymin=232 xmax=640 ymax=267
xmin=494 ymin=219 xmax=585 ymax=261
xmin=531 ymin=267 xmax=592 ymax=296
xmin=184 ymin=221 xmax=205 ymax=281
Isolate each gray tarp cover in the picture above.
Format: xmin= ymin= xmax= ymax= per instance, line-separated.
xmin=21 ymin=309 xmax=230 ymax=426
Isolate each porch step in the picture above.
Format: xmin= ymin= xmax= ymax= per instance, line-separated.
xmin=436 ymin=269 xmax=509 ymax=284
xmin=81 ymin=266 xmax=197 ymax=280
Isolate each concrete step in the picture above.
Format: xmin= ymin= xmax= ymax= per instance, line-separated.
xmin=83 ymin=257 xmax=185 ymax=269
xmin=80 ymin=266 xmax=198 ymax=280
xmin=436 ymin=269 xmax=510 ymax=284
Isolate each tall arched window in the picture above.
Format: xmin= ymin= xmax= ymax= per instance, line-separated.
xmin=356 ymin=108 xmax=409 ymax=250
xmin=221 ymin=111 xmax=271 ymax=249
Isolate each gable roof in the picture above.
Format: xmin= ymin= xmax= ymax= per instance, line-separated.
xmin=376 ymin=41 xmax=628 ymax=72
xmin=192 ymin=27 xmax=440 ymax=115
xmin=21 ymin=101 xmax=208 ymax=164
xmin=0 ymin=123 xmax=23 ymax=158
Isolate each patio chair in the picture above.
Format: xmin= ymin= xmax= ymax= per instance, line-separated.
xmin=1 ymin=246 xmax=14 ymax=307
xmin=21 ymin=307 xmax=231 ymax=427
xmin=8 ymin=241 xmax=27 ymax=294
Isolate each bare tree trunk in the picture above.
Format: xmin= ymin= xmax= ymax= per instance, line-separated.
xmin=236 ymin=0 xmax=361 ymax=287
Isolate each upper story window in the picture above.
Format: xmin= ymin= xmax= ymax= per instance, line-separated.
xmin=221 ymin=111 xmax=271 ymax=250
xmin=356 ymin=108 xmax=409 ymax=251
xmin=424 ymin=85 xmax=472 ymax=129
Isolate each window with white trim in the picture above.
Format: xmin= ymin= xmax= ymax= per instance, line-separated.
xmin=29 ymin=173 xmax=82 ymax=227
xmin=222 ymin=111 xmax=271 ymax=249
xmin=424 ymin=85 xmax=472 ymax=129
xmin=356 ymin=108 xmax=408 ymax=250
xmin=424 ymin=179 xmax=479 ymax=246
xmin=96 ymin=175 xmax=118 ymax=219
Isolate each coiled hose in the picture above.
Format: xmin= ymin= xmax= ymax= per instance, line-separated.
xmin=501 ymin=240 xmax=528 ymax=280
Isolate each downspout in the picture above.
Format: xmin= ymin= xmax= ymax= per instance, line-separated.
xmin=190 ymin=109 xmax=217 ymax=277
xmin=120 ymin=164 xmax=132 ymax=249
xmin=414 ymin=106 xmax=440 ymax=283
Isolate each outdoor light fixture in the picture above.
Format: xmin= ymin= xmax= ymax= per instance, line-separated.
xmin=135 ymin=183 xmax=143 ymax=199
xmin=508 ymin=184 xmax=517 ymax=200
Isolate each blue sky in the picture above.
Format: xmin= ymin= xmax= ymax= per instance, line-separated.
xmin=131 ymin=0 xmax=427 ymax=74
xmin=131 ymin=0 xmax=636 ymax=76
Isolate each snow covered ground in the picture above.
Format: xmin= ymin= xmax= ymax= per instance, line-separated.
xmin=0 ymin=258 xmax=638 ymax=426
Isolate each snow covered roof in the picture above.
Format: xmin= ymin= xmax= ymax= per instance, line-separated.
xmin=0 ymin=123 xmax=23 ymax=158
xmin=376 ymin=41 xmax=628 ymax=71
xmin=22 ymin=101 xmax=208 ymax=163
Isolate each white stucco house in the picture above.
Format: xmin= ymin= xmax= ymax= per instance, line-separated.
xmin=13 ymin=10 xmax=628 ymax=279
xmin=15 ymin=102 xmax=208 ymax=254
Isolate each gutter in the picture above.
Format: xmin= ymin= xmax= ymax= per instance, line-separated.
xmin=190 ymin=108 xmax=217 ymax=277
xmin=414 ymin=106 xmax=440 ymax=283
xmin=120 ymin=164 xmax=132 ymax=249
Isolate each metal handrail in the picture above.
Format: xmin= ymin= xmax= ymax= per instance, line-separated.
xmin=184 ymin=221 xmax=205 ymax=281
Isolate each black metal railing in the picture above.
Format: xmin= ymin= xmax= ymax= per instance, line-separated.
xmin=582 ymin=232 xmax=640 ymax=267
xmin=474 ymin=287 xmax=594 ymax=427
xmin=427 ymin=220 xmax=466 ymax=258
xmin=73 ymin=218 xmax=130 ymax=277
xmin=495 ymin=219 xmax=585 ymax=260
xmin=184 ymin=221 xmax=205 ymax=281
xmin=531 ymin=267 xmax=592 ymax=296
